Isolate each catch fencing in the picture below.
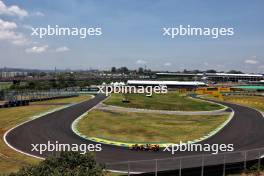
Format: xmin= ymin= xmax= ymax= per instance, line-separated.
xmin=0 ymin=90 xmax=79 ymax=108
xmin=105 ymin=147 xmax=264 ymax=175
xmin=0 ymin=90 xmax=78 ymax=101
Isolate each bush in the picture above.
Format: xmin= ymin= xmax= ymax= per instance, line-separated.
xmin=9 ymin=152 xmax=105 ymax=176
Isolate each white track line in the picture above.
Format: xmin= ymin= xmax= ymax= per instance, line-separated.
xmin=4 ymin=94 xmax=263 ymax=174
xmin=3 ymin=96 xmax=93 ymax=160
xmin=107 ymin=169 xmax=142 ymax=175
xmin=200 ymin=98 xmax=264 ymax=158
xmin=0 ymin=152 xmax=9 ymax=159
xmin=71 ymin=95 xmax=108 ymax=142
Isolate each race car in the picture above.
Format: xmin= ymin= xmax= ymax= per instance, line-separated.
xmin=129 ymin=144 xmax=160 ymax=152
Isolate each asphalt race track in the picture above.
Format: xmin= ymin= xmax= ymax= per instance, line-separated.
xmin=4 ymin=94 xmax=264 ymax=173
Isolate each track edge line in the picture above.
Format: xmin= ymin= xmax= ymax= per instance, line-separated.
xmin=3 ymin=95 xmax=94 ymax=161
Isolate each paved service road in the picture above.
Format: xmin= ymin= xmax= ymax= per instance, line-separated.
xmin=5 ymin=94 xmax=264 ymax=173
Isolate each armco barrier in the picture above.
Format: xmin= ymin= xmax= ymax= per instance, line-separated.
xmin=105 ymin=147 xmax=264 ymax=176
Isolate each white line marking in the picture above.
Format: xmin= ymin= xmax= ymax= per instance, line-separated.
xmin=0 ymin=152 xmax=9 ymax=159
xmin=107 ymin=169 xmax=142 ymax=174
xmin=3 ymin=95 xmax=94 ymax=160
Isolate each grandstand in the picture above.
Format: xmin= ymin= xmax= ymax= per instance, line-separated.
xmin=127 ymin=80 xmax=206 ymax=89
xmin=156 ymin=72 xmax=264 ymax=82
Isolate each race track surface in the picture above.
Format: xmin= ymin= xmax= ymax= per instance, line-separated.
xmin=4 ymin=94 xmax=264 ymax=173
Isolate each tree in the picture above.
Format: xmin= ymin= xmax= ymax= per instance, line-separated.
xmin=111 ymin=67 xmax=116 ymax=73
xmin=39 ymin=72 xmax=47 ymax=77
xmin=138 ymin=67 xmax=144 ymax=74
xmin=183 ymin=69 xmax=189 ymax=73
xmin=192 ymin=69 xmax=202 ymax=74
xmin=27 ymin=81 xmax=38 ymax=90
xmin=10 ymin=152 xmax=105 ymax=176
xmin=206 ymin=69 xmax=217 ymax=73
xmin=119 ymin=67 xmax=128 ymax=74
xmin=227 ymin=70 xmax=243 ymax=74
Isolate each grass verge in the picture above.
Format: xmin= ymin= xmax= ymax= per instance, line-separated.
xmin=104 ymin=92 xmax=223 ymax=111
xmin=203 ymin=95 xmax=264 ymax=112
xmin=223 ymin=95 xmax=264 ymax=112
xmin=77 ymin=109 xmax=229 ymax=143
xmin=31 ymin=95 xmax=91 ymax=105
xmin=0 ymin=82 xmax=12 ymax=90
xmin=0 ymin=95 xmax=91 ymax=174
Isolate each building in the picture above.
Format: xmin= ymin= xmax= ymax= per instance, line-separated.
xmin=204 ymin=73 xmax=263 ymax=82
xmin=0 ymin=72 xmax=28 ymax=78
xmin=232 ymin=85 xmax=264 ymax=92
xmin=127 ymin=80 xmax=206 ymax=89
xmin=156 ymin=72 xmax=264 ymax=82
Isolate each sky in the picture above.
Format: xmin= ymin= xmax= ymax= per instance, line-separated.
xmin=0 ymin=0 xmax=264 ymax=73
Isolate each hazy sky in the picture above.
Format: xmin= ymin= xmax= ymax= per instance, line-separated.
xmin=0 ymin=0 xmax=264 ymax=73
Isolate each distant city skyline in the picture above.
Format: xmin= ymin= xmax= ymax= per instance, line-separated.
xmin=0 ymin=66 xmax=262 ymax=74
xmin=0 ymin=0 xmax=264 ymax=73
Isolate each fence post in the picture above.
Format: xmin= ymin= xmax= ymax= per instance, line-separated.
xmin=244 ymin=151 xmax=247 ymax=171
xmin=201 ymin=155 xmax=204 ymax=176
xmin=155 ymin=159 xmax=158 ymax=176
xmin=223 ymin=154 xmax=226 ymax=176
xmin=179 ymin=158 xmax=182 ymax=176
xmin=128 ymin=162 xmax=130 ymax=176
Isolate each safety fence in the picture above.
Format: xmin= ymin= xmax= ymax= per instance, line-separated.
xmin=105 ymin=147 xmax=264 ymax=176
xmin=0 ymin=90 xmax=78 ymax=108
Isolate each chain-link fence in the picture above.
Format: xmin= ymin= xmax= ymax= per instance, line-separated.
xmin=0 ymin=90 xmax=79 ymax=107
xmin=105 ymin=147 xmax=264 ymax=175
xmin=1 ymin=90 xmax=78 ymax=101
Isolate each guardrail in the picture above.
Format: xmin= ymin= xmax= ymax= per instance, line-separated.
xmin=222 ymin=92 xmax=264 ymax=97
xmin=105 ymin=147 xmax=264 ymax=175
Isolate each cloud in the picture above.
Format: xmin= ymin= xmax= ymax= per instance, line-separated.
xmin=203 ymin=62 xmax=209 ymax=66
xmin=32 ymin=11 xmax=44 ymax=17
xmin=258 ymin=65 xmax=264 ymax=70
xmin=244 ymin=59 xmax=258 ymax=64
xmin=0 ymin=0 xmax=28 ymax=17
xmin=164 ymin=62 xmax=172 ymax=66
xmin=12 ymin=37 xmax=30 ymax=46
xmin=0 ymin=30 xmax=18 ymax=40
xmin=55 ymin=46 xmax=70 ymax=52
xmin=216 ymin=64 xmax=225 ymax=69
xmin=22 ymin=24 xmax=33 ymax=30
xmin=0 ymin=19 xmax=17 ymax=29
xmin=0 ymin=2 xmax=30 ymax=46
xmin=0 ymin=18 xmax=30 ymax=46
xmin=136 ymin=59 xmax=147 ymax=64
xmin=25 ymin=45 xmax=48 ymax=54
